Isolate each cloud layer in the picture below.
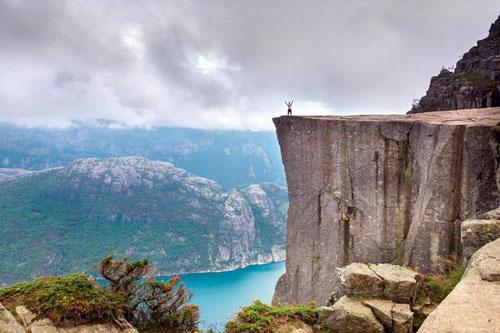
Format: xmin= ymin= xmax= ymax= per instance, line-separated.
xmin=0 ymin=0 xmax=499 ymax=129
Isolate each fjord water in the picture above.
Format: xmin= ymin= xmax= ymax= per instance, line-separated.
xmin=158 ymin=262 xmax=285 ymax=331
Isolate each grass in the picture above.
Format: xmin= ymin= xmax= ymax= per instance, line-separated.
xmin=412 ymin=265 xmax=465 ymax=330
xmin=423 ymin=266 xmax=465 ymax=303
xmin=225 ymin=300 xmax=320 ymax=333
xmin=0 ymin=273 xmax=126 ymax=324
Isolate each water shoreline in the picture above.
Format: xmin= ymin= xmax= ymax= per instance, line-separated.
xmin=158 ymin=248 xmax=286 ymax=277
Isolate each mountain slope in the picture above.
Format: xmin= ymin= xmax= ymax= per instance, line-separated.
xmin=0 ymin=123 xmax=285 ymax=189
xmin=409 ymin=14 xmax=500 ymax=113
xmin=0 ymin=157 xmax=287 ymax=284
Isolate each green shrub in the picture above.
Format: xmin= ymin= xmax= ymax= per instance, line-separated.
xmin=424 ymin=266 xmax=464 ymax=303
xmin=97 ymin=256 xmax=198 ymax=332
xmin=0 ymin=273 xmax=125 ymax=324
xmin=225 ymin=300 xmax=320 ymax=333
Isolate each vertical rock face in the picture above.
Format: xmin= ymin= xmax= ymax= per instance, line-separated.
xmin=409 ymin=15 xmax=500 ymax=113
xmin=273 ymin=108 xmax=500 ymax=305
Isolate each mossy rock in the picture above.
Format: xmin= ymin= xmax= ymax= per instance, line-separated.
xmin=0 ymin=273 xmax=126 ymax=325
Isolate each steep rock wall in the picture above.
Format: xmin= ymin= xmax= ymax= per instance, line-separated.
xmin=409 ymin=15 xmax=500 ymax=113
xmin=273 ymin=108 xmax=500 ymax=305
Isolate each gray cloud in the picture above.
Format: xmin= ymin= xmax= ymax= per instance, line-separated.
xmin=0 ymin=0 xmax=499 ymax=129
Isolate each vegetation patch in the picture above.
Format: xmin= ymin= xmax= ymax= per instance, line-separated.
xmin=413 ymin=265 xmax=465 ymax=330
xmin=0 ymin=273 xmax=125 ymax=324
xmin=225 ymin=300 xmax=320 ymax=333
xmin=422 ymin=266 xmax=465 ymax=303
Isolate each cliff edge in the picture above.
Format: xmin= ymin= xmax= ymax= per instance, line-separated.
xmin=273 ymin=108 xmax=500 ymax=305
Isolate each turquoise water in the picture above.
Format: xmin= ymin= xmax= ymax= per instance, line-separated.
xmin=158 ymin=261 xmax=285 ymax=331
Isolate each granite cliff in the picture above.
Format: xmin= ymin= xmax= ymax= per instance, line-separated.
xmin=409 ymin=15 xmax=500 ymax=113
xmin=273 ymin=108 xmax=500 ymax=305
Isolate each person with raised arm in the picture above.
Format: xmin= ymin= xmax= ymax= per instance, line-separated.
xmin=285 ymin=100 xmax=293 ymax=115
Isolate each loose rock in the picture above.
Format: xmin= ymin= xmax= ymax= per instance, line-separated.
xmin=319 ymin=297 xmax=384 ymax=333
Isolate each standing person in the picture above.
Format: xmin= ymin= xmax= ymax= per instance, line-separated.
xmin=285 ymin=100 xmax=293 ymax=115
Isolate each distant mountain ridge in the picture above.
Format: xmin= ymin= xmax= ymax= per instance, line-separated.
xmin=0 ymin=157 xmax=287 ymax=284
xmin=0 ymin=122 xmax=285 ymax=189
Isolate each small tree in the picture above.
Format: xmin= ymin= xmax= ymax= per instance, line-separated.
xmin=96 ymin=256 xmax=198 ymax=331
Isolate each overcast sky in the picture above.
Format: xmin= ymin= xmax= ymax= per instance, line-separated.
xmin=0 ymin=0 xmax=499 ymax=130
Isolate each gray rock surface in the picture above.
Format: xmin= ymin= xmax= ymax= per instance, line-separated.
xmin=15 ymin=306 xmax=36 ymax=327
xmin=330 ymin=263 xmax=419 ymax=305
xmin=369 ymin=264 xmax=419 ymax=304
xmin=0 ymin=303 xmax=24 ymax=333
xmin=0 ymin=304 xmax=138 ymax=333
xmin=461 ymin=214 xmax=500 ymax=264
xmin=363 ymin=299 xmax=413 ymax=333
xmin=417 ymin=238 xmax=500 ymax=333
xmin=320 ymin=297 xmax=384 ymax=333
xmin=274 ymin=320 xmax=314 ymax=333
xmin=330 ymin=263 xmax=384 ymax=303
xmin=273 ymin=108 xmax=500 ymax=305
xmin=409 ymin=15 xmax=500 ymax=113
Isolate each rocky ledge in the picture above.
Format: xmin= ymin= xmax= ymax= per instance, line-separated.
xmin=273 ymin=108 xmax=500 ymax=305
xmin=418 ymin=237 xmax=500 ymax=332
xmin=0 ymin=304 xmax=137 ymax=333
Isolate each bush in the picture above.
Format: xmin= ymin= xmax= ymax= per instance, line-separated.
xmin=97 ymin=255 xmax=198 ymax=332
xmin=225 ymin=300 xmax=320 ymax=333
xmin=422 ymin=266 xmax=465 ymax=303
xmin=0 ymin=273 xmax=125 ymax=324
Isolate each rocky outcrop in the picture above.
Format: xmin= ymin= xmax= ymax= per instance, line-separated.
xmin=417 ymin=238 xmax=500 ymax=332
xmin=460 ymin=207 xmax=500 ymax=264
xmin=409 ymin=15 xmax=500 ymax=113
xmin=320 ymin=297 xmax=384 ymax=333
xmin=363 ymin=299 xmax=413 ymax=333
xmin=273 ymin=108 xmax=500 ymax=305
xmin=0 ymin=303 xmax=24 ymax=333
xmin=274 ymin=321 xmax=314 ymax=333
xmin=319 ymin=263 xmax=417 ymax=333
xmin=0 ymin=304 xmax=137 ymax=333
xmin=330 ymin=263 xmax=420 ymax=305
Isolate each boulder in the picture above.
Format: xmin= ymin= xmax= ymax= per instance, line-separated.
xmin=15 ymin=306 xmax=36 ymax=327
xmin=391 ymin=303 xmax=414 ymax=333
xmin=477 ymin=256 xmax=500 ymax=282
xmin=482 ymin=207 xmax=500 ymax=220
xmin=330 ymin=263 xmax=419 ymax=305
xmin=461 ymin=207 xmax=500 ymax=264
xmin=0 ymin=305 xmax=139 ymax=333
xmin=418 ymin=238 xmax=500 ymax=332
xmin=363 ymin=299 xmax=413 ymax=333
xmin=362 ymin=299 xmax=393 ymax=329
xmin=331 ymin=263 xmax=384 ymax=303
xmin=0 ymin=303 xmax=25 ymax=333
xmin=275 ymin=320 xmax=313 ymax=333
xmin=319 ymin=296 xmax=384 ymax=333
xmin=29 ymin=318 xmax=58 ymax=333
xmin=369 ymin=264 xmax=419 ymax=304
